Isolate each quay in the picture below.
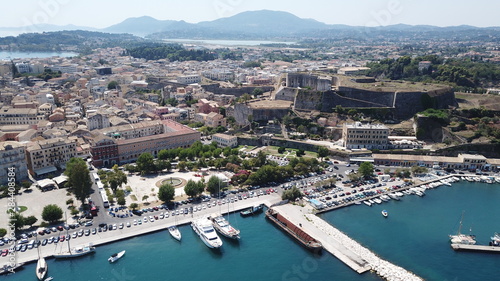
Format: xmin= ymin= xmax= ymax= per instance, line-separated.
xmin=451 ymin=244 xmax=500 ymax=253
xmin=273 ymin=204 xmax=423 ymax=280
xmin=9 ymin=196 xmax=281 ymax=265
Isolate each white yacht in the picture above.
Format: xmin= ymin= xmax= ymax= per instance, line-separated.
xmin=192 ymin=218 xmax=223 ymax=249
xmin=168 ymin=226 xmax=182 ymax=241
xmin=210 ymin=215 xmax=240 ymax=239
xmin=449 ymin=212 xmax=476 ymax=245
xmin=373 ymin=198 xmax=383 ymax=204
xmin=53 ymin=243 xmax=95 ymax=259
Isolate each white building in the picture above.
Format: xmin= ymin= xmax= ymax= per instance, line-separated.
xmin=212 ymin=133 xmax=238 ymax=148
xmin=342 ymin=122 xmax=389 ymax=150
xmin=26 ymin=138 xmax=78 ymax=176
xmin=177 ymin=74 xmax=201 ymax=84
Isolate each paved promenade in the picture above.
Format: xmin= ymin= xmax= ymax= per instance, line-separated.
xmin=7 ymin=194 xmax=282 ymax=265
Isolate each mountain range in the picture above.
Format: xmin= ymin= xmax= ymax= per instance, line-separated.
xmin=1 ymin=10 xmax=499 ymax=40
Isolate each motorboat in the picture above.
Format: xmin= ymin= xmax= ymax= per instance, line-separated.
xmin=240 ymin=204 xmax=264 ymax=216
xmin=108 ymin=250 xmax=126 ymax=263
xmin=53 ymin=243 xmax=95 ymax=259
xmin=373 ymin=198 xmax=383 ymax=204
xmin=381 ymin=210 xmax=388 ymax=218
xmin=363 ymin=200 xmax=372 ymax=207
xmin=36 ymin=257 xmax=47 ymax=280
xmin=210 ymin=215 xmax=240 ymax=239
xmin=168 ymin=226 xmax=182 ymax=241
xmin=380 ymin=195 xmax=390 ymax=201
xmin=191 ymin=218 xmax=223 ymax=249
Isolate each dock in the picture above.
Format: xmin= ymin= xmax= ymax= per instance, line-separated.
xmin=273 ymin=204 xmax=423 ymax=280
xmin=451 ymin=243 xmax=500 ymax=253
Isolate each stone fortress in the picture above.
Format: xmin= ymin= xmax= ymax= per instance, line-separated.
xmin=272 ymin=73 xmax=457 ymax=120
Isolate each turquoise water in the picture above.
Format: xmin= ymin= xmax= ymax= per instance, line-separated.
xmin=3 ymin=181 xmax=499 ymax=281
xmin=321 ymin=181 xmax=500 ymax=281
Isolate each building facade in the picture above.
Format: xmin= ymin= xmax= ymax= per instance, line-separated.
xmin=212 ymin=133 xmax=238 ymax=148
xmin=373 ymin=153 xmax=488 ymax=170
xmin=0 ymin=107 xmax=45 ymax=125
xmin=343 ymin=122 xmax=389 ymax=150
xmin=26 ymin=138 xmax=78 ymax=176
xmin=0 ymin=141 xmax=28 ymax=184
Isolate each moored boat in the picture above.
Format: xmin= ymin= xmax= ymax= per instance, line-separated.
xmin=0 ymin=263 xmax=24 ymax=275
xmin=191 ymin=218 xmax=223 ymax=249
xmin=210 ymin=215 xmax=240 ymax=239
xmin=53 ymin=243 xmax=95 ymax=259
xmin=265 ymin=208 xmax=322 ymax=252
xmin=168 ymin=226 xmax=182 ymax=241
xmin=363 ymin=200 xmax=372 ymax=207
xmin=36 ymin=257 xmax=47 ymax=280
xmin=240 ymin=204 xmax=264 ymax=216
xmin=108 ymin=250 xmax=126 ymax=263
xmin=449 ymin=212 xmax=476 ymax=245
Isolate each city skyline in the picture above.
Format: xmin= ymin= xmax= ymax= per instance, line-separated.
xmin=2 ymin=0 xmax=499 ymax=30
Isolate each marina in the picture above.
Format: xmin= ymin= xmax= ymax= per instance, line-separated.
xmin=1 ymin=177 xmax=499 ymax=281
xmin=450 ymin=243 xmax=500 ymax=253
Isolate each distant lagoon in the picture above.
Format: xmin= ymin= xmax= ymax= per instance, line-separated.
xmin=0 ymin=51 xmax=78 ymax=60
xmin=163 ymin=38 xmax=297 ymax=46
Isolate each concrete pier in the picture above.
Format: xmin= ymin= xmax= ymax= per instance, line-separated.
xmin=273 ymin=204 xmax=423 ymax=281
xmin=451 ymin=243 xmax=500 ymax=253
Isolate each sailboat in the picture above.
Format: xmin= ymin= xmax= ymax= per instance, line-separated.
xmin=168 ymin=208 xmax=182 ymax=241
xmin=35 ymin=245 xmax=47 ymax=280
xmin=54 ymin=213 xmax=95 ymax=258
xmin=449 ymin=211 xmax=476 ymax=245
xmin=211 ymin=182 xmax=240 ymax=239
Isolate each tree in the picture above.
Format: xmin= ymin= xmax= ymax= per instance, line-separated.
xmin=42 ymin=204 xmax=63 ymax=223
xmin=184 ymin=180 xmax=202 ymax=198
xmin=278 ymin=147 xmax=286 ymax=154
xmin=24 ymin=215 xmax=38 ymax=227
xmin=206 ymin=175 xmax=223 ymax=195
xmin=411 ymin=166 xmax=428 ymax=175
xmin=129 ymin=203 xmax=139 ymax=210
xmin=177 ymin=161 xmax=187 ymax=172
xmin=317 ymin=146 xmax=329 ymax=160
xmin=158 ymin=183 xmax=175 ymax=202
xmin=66 ymin=198 xmax=74 ymax=206
xmin=108 ymin=165 xmax=127 ymax=193
xmin=9 ymin=212 xmax=25 ymax=230
xmin=282 ymin=186 xmax=302 ymax=201
xmin=296 ymin=149 xmax=305 ymax=157
xmin=252 ymin=88 xmax=264 ymax=96
xmin=358 ymin=162 xmax=374 ymax=178
xmin=117 ymin=196 xmax=126 ymax=207
xmin=142 ymin=195 xmax=149 ymax=202
xmin=64 ymin=157 xmax=92 ymax=205
xmin=0 ymin=228 xmax=6 ymax=237
xmin=137 ymin=153 xmax=156 ymax=174
xmin=107 ymin=81 xmax=118 ymax=90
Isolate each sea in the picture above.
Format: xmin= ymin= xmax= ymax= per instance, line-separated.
xmin=0 ymin=51 xmax=78 ymax=60
xmin=162 ymin=39 xmax=296 ymax=47
xmin=3 ymin=181 xmax=499 ymax=281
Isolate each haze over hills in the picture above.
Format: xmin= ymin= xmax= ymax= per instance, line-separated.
xmin=1 ymin=10 xmax=499 ymax=40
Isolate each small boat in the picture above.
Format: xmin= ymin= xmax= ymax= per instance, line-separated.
xmin=168 ymin=226 xmax=182 ymax=241
xmin=373 ymin=198 xmax=383 ymax=204
xmin=363 ymin=200 xmax=372 ymax=207
xmin=382 ymin=210 xmax=388 ymax=218
xmin=36 ymin=257 xmax=47 ymax=280
xmin=240 ymin=204 xmax=264 ymax=216
xmin=108 ymin=250 xmax=126 ymax=263
xmin=0 ymin=263 xmax=24 ymax=275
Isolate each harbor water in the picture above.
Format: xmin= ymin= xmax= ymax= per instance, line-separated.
xmin=3 ymin=181 xmax=499 ymax=280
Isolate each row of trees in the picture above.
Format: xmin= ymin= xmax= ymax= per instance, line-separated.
xmin=8 ymin=204 xmax=64 ymax=231
xmin=126 ymin=44 xmax=217 ymax=61
xmin=157 ymin=175 xmax=225 ymax=203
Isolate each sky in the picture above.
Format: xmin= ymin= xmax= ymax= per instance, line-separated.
xmin=2 ymin=0 xmax=499 ymax=29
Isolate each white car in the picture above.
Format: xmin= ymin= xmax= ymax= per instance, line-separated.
xmin=119 ymin=223 xmax=124 ymax=229
xmin=133 ymin=219 xmax=137 ymax=225
xmin=126 ymin=222 xmax=131 ymax=227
